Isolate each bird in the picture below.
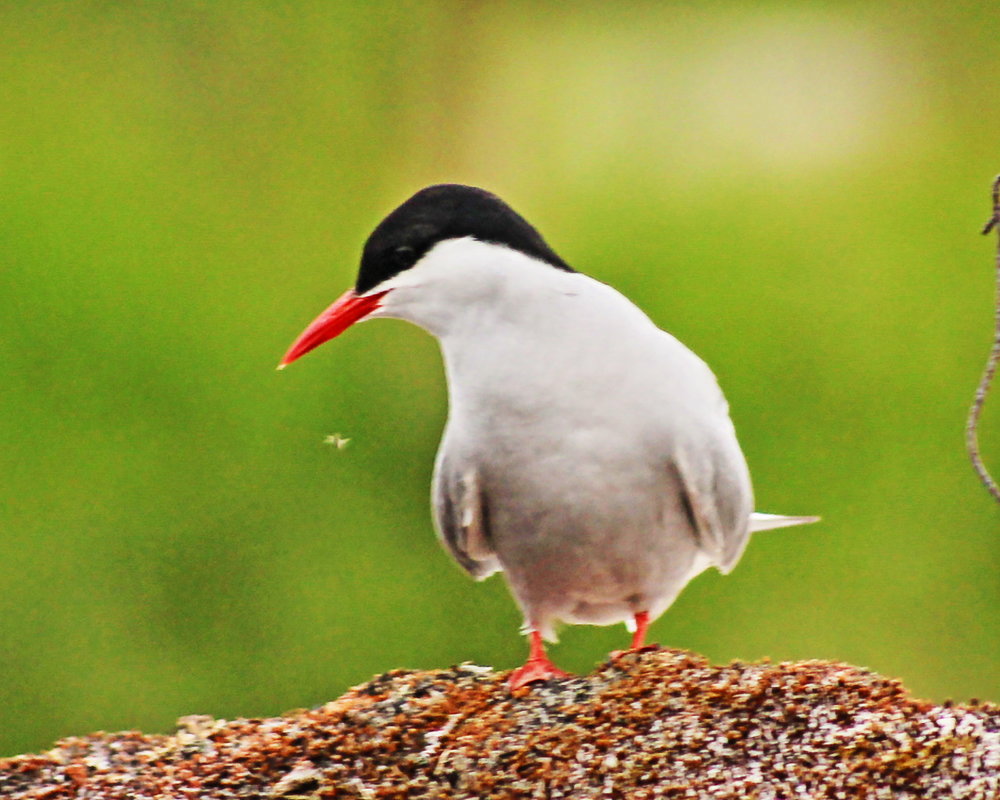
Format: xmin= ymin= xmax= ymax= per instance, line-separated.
xmin=279 ymin=184 xmax=818 ymax=690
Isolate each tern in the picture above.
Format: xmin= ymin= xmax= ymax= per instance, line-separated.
xmin=279 ymin=184 xmax=817 ymax=689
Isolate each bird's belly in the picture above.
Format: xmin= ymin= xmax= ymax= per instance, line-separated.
xmin=479 ymin=451 xmax=704 ymax=637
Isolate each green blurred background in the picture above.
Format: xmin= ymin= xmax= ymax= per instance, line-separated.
xmin=1 ymin=1 xmax=998 ymax=758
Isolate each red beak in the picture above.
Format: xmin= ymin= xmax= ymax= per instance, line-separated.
xmin=278 ymin=289 xmax=388 ymax=369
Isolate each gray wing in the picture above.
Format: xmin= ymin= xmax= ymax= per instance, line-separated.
xmin=432 ymin=452 xmax=502 ymax=580
xmin=672 ymin=434 xmax=754 ymax=574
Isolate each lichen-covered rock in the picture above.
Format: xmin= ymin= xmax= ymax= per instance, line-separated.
xmin=1 ymin=649 xmax=997 ymax=798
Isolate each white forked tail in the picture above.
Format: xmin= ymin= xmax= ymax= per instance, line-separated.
xmin=750 ymin=512 xmax=821 ymax=532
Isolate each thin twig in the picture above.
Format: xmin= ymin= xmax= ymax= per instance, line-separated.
xmin=966 ymin=175 xmax=1000 ymax=503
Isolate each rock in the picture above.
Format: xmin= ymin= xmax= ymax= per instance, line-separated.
xmin=1 ymin=649 xmax=997 ymax=799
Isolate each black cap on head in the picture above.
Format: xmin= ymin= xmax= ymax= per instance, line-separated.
xmin=355 ymin=184 xmax=573 ymax=294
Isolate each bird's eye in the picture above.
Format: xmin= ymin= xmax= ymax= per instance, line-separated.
xmin=392 ymin=245 xmax=418 ymax=268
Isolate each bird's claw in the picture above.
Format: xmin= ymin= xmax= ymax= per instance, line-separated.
xmin=610 ymin=643 xmax=662 ymax=660
xmin=508 ymin=658 xmax=571 ymax=690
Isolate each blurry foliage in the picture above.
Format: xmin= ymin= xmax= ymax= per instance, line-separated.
xmin=1 ymin=0 xmax=997 ymax=757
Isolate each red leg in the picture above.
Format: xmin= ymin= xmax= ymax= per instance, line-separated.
xmin=611 ymin=611 xmax=659 ymax=659
xmin=508 ymin=630 xmax=570 ymax=690
xmin=630 ymin=610 xmax=650 ymax=650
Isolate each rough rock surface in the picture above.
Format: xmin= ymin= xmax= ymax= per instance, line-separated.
xmin=1 ymin=649 xmax=997 ymax=799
